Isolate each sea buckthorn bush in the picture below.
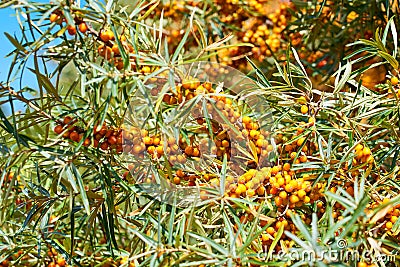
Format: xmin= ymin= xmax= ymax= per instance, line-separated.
xmin=0 ymin=0 xmax=399 ymax=266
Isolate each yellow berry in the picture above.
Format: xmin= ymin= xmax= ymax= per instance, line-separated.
xmin=267 ymin=227 xmax=275 ymax=235
xmin=236 ymin=184 xmax=247 ymax=195
xmin=301 ymin=105 xmax=309 ymax=114
xmin=362 ymin=147 xmax=371 ymax=156
xmin=297 ymin=137 xmax=306 ymax=147
xmin=279 ymin=191 xmax=288 ymax=199
xmin=297 ymin=96 xmax=307 ymax=104
xmin=391 ymin=76 xmax=399 ymax=85
xmin=261 ymin=233 xmax=269 ymax=242
xmin=247 ymin=189 xmax=256 ymax=197
xmin=242 ymin=116 xmax=252 ymax=124
xmin=289 ymin=195 xmax=300 ymax=203
xmin=297 ymin=189 xmax=306 ymax=199
xmin=355 ymin=144 xmax=364 ymax=151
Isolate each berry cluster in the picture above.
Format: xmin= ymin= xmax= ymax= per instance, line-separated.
xmin=46 ymin=248 xmax=67 ymax=267
xmin=97 ymin=31 xmax=134 ymax=70
xmin=240 ymin=4 xmax=291 ymax=60
xmin=49 ymin=10 xmax=88 ymax=35
xmin=353 ymin=143 xmax=374 ymax=166
xmin=54 ymin=116 xmax=125 ymax=153
xmin=49 ymin=9 xmax=134 ymax=71
xmin=1 ymin=251 xmax=24 ymax=267
xmin=145 ymin=1 xmax=293 ymax=70
xmin=54 ymin=116 xmax=92 ymax=147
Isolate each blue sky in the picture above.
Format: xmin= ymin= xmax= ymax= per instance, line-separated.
xmin=0 ymin=7 xmax=19 ymax=83
xmin=0 ymin=6 xmax=41 ymax=115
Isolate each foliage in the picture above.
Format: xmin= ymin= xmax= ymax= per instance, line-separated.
xmin=0 ymin=1 xmax=400 ymax=267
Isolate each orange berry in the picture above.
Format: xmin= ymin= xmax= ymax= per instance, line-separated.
xmin=386 ymin=221 xmax=393 ymax=229
xmin=355 ymin=149 xmax=364 ymax=159
xmin=176 ymin=169 xmax=185 ymax=178
xmin=290 ymin=152 xmax=297 ymax=160
xmin=100 ymin=142 xmax=109 ymax=150
xmin=192 ymin=147 xmax=200 ymax=157
xmin=156 ymin=146 xmax=164 ymax=155
xmin=78 ymin=22 xmax=88 ymax=33
xmin=100 ymin=30 xmax=114 ymax=42
xmin=114 ymin=58 xmax=124 ymax=70
xmin=147 ymin=146 xmax=155 ymax=154
xmin=141 ymin=66 xmax=151 ymax=74
xmin=250 ymin=122 xmax=259 ymax=130
xmin=153 ymin=137 xmax=161 ymax=146
xmin=108 ymin=135 xmax=117 ymax=145
xmin=257 ymin=186 xmax=265 ymax=195
xmin=98 ymin=45 xmax=112 ymax=59
xmin=143 ymin=136 xmax=153 ymax=145
xmin=284 ymin=174 xmax=292 ymax=183
xmin=54 ymin=125 xmax=63 ymax=134
xmin=67 ymin=25 xmax=76 ymax=35
xmin=49 ymin=13 xmax=60 ymax=23
xmin=221 ymin=140 xmax=230 ymax=148
xmin=112 ymin=44 xmax=120 ymax=55
xmin=357 ymin=262 xmax=367 ymax=267
xmin=69 ymin=131 xmax=79 ymax=142
xmin=256 ymin=139 xmax=264 ymax=147
xmin=57 ymin=258 xmax=66 ymax=267
xmin=270 ymin=187 xmax=278 ymax=195
xmin=184 ymin=146 xmax=193 ymax=156
xmin=285 ymin=145 xmax=293 ymax=153
xmin=283 ymin=163 xmax=291 ymax=171
xmin=167 ymin=137 xmax=176 ymax=145
xmin=83 ymin=138 xmax=91 ymax=147
xmin=173 ymin=177 xmax=181 ymax=185
xmin=275 ymin=196 xmax=283 ymax=206
xmin=63 ymin=116 xmax=73 ymax=124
